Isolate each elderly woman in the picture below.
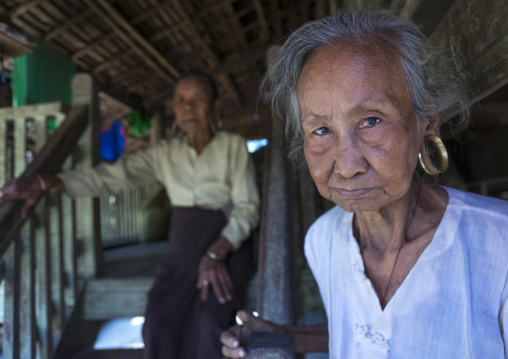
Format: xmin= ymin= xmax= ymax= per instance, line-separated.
xmin=0 ymin=71 xmax=260 ymax=358
xmin=221 ymin=10 xmax=508 ymax=358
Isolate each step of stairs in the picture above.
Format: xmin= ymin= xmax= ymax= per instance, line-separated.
xmin=84 ymin=278 xmax=153 ymax=320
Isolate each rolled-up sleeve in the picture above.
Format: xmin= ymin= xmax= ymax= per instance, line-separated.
xmin=57 ymin=145 xmax=161 ymax=198
xmin=220 ymin=138 xmax=260 ymax=251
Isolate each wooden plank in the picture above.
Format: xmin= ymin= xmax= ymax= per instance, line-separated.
xmin=49 ymin=190 xmax=64 ymax=342
xmin=11 ymin=0 xmax=48 ymax=18
xmin=3 ymin=240 xmax=21 ymax=359
xmin=13 ymin=117 xmax=26 ymax=178
xmin=0 ymin=119 xmax=6 ymax=186
xmin=0 ymin=102 xmax=62 ymax=119
xmin=71 ymin=32 xmax=116 ymax=61
xmin=35 ymin=197 xmax=53 ymax=359
xmin=19 ymin=221 xmax=36 ymax=359
xmin=84 ymin=278 xmax=153 ymax=320
xmin=82 ymin=0 xmax=176 ymax=83
xmin=96 ymin=0 xmax=179 ymax=78
xmin=71 ymin=73 xmax=103 ymax=278
xmin=61 ymin=156 xmax=77 ymax=310
xmin=44 ymin=9 xmax=94 ymax=42
xmin=429 ymin=0 xmax=508 ymax=102
xmin=34 ymin=115 xmax=47 ymax=154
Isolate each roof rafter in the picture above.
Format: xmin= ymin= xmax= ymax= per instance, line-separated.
xmin=11 ymin=0 xmax=49 ymax=18
xmin=44 ymin=9 xmax=94 ymax=42
xmin=94 ymin=0 xmax=180 ymax=78
xmin=170 ymin=0 xmax=244 ymax=111
xmin=82 ymin=0 xmax=175 ymax=85
xmin=71 ymin=32 xmax=117 ymax=62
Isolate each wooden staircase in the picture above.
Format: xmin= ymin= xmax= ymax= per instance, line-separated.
xmin=0 ymin=73 xmax=165 ymax=359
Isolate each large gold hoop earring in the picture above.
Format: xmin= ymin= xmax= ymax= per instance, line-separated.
xmin=418 ymin=135 xmax=448 ymax=175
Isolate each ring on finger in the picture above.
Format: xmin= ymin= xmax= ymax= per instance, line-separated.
xmin=202 ymin=279 xmax=209 ymax=286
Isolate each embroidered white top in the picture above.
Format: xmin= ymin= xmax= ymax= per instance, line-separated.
xmin=305 ymin=186 xmax=508 ymax=358
xmin=58 ymin=131 xmax=260 ymax=250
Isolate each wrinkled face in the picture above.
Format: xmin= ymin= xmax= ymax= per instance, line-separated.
xmin=297 ymin=44 xmax=435 ymax=213
xmin=173 ymin=76 xmax=217 ymax=136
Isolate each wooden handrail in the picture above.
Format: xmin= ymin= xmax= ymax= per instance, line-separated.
xmin=0 ymin=104 xmax=88 ymax=258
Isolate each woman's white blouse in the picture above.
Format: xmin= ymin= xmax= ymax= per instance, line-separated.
xmin=58 ymin=131 xmax=260 ymax=250
xmin=305 ymin=186 xmax=508 ymax=358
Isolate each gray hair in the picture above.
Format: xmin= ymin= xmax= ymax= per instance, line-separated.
xmin=263 ymin=10 xmax=470 ymax=166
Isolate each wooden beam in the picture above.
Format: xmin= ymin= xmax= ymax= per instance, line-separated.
xmin=171 ymin=0 xmax=244 ymax=110
xmin=71 ymin=33 xmax=117 ymax=62
xmin=44 ymin=9 xmax=94 ymax=42
xmin=429 ymin=0 xmax=508 ymax=103
xmin=91 ymin=49 xmax=134 ymax=74
xmin=10 ymin=17 xmax=42 ymax=38
xmin=94 ymin=0 xmax=180 ymax=78
xmin=11 ymin=0 xmax=48 ymax=18
xmin=253 ymin=0 xmax=270 ymax=42
xmin=82 ymin=0 xmax=175 ymax=84
xmin=131 ymin=0 xmax=172 ymax=25
xmin=208 ymin=4 xmax=255 ymax=34
xmin=139 ymin=0 xmax=236 ymax=27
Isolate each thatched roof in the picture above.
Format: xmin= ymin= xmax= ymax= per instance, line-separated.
xmin=0 ymin=0 xmax=467 ymax=141
xmin=0 ymin=0 xmax=335 ymax=140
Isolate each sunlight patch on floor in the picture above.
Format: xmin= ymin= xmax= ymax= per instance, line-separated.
xmin=94 ymin=317 xmax=145 ymax=349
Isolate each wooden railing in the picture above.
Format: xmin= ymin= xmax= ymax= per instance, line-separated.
xmin=0 ymin=99 xmax=90 ymax=359
xmin=0 ymin=73 xmax=167 ymax=359
xmin=0 ymin=71 xmax=153 ymax=358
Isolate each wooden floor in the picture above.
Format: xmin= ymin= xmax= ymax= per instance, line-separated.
xmin=102 ymin=240 xmax=167 ymax=278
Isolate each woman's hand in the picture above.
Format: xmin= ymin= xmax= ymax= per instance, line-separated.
xmin=0 ymin=176 xmax=46 ymax=218
xmin=221 ymin=310 xmax=283 ymax=358
xmin=0 ymin=174 xmax=64 ymax=218
xmin=197 ymin=236 xmax=234 ymax=304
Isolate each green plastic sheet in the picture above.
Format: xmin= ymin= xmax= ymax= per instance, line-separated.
xmin=12 ymin=34 xmax=75 ymax=107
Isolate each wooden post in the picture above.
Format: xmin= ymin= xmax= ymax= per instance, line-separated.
xmin=0 ymin=119 xmax=6 ymax=186
xmin=49 ymin=190 xmax=65 ymax=341
xmin=2 ymin=240 xmax=21 ymax=359
xmin=19 ymin=221 xmax=36 ymax=359
xmin=61 ymin=154 xmax=77 ymax=310
xmin=35 ymin=197 xmax=53 ymax=359
xmin=257 ymin=111 xmax=293 ymax=325
xmin=71 ymin=73 xmax=103 ymax=278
